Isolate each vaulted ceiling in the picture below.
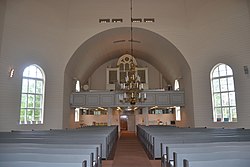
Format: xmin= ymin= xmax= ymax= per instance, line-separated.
xmin=66 ymin=27 xmax=190 ymax=84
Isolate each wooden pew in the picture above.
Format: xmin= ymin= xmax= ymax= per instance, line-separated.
xmin=174 ymin=150 xmax=250 ymax=167
xmin=0 ymin=146 xmax=99 ymax=167
xmin=183 ymin=158 xmax=250 ymax=167
xmin=0 ymin=152 xmax=93 ymax=167
xmin=161 ymin=141 xmax=250 ymax=166
xmin=0 ymin=143 xmax=102 ymax=166
xmin=137 ymin=125 xmax=250 ymax=159
xmin=0 ymin=125 xmax=118 ymax=159
xmin=0 ymin=137 xmax=108 ymax=159
xmin=0 ymin=161 xmax=87 ymax=167
xmin=0 ymin=126 xmax=119 ymax=167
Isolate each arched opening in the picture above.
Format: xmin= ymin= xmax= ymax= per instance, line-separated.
xmin=64 ymin=27 xmax=194 ymax=128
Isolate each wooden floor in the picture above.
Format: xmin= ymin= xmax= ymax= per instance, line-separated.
xmin=103 ymin=131 xmax=160 ymax=167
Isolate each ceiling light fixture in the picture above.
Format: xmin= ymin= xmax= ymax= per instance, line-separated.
xmin=118 ymin=0 xmax=146 ymax=105
xmin=9 ymin=68 xmax=15 ymax=78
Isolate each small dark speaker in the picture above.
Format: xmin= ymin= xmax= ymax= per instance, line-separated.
xmin=243 ymin=66 xmax=249 ymax=74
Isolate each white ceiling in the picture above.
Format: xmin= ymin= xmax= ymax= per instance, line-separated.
xmin=66 ymin=27 xmax=190 ymax=83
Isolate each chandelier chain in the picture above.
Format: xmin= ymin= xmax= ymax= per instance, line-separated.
xmin=118 ymin=0 xmax=147 ymax=105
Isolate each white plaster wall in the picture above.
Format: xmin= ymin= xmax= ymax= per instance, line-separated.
xmin=0 ymin=0 xmax=6 ymax=49
xmin=148 ymin=114 xmax=175 ymax=125
xmin=76 ymin=113 xmax=175 ymax=129
xmin=186 ymin=0 xmax=250 ymax=128
xmin=66 ymin=0 xmax=250 ymax=129
xmin=0 ymin=0 xmax=250 ymax=131
xmin=89 ymin=58 xmax=166 ymax=90
xmin=0 ymin=0 xmax=70 ymax=131
xmin=248 ymin=0 xmax=250 ymax=18
xmin=137 ymin=59 xmax=166 ymax=89
xmin=0 ymin=0 xmax=8 ymax=130
xmin=80 ymin=115 xmax=108 ymax=126
xmin=89 ymin=62 xmax=108 ymax=90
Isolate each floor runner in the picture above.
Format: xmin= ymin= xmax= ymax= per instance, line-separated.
xmin=112 ymin=131 xmax=152 ymax=167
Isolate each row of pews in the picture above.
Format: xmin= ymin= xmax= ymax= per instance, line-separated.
xmin=137 ymin=125 xmax=250 ymax=167
xmin=0 ymin=125 xmax=118 ymax=167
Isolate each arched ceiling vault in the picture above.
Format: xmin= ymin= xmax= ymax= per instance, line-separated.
xmin=65 ymin=27 xmax=190 ymax=84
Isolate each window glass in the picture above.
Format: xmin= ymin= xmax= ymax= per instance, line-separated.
xmin=75 ymin=108 xmax=80 ymax=122
xmin=215 ymin=107 xmax=222 ymax=122
xmin=28 ymin=80 xmax=35 ymax=93
xmin=174 ymin=80 xmax=180 ymax=91
xmin=227 ymin=77 xmax=234 ymax=91
xmin=21 ymin=94 xmax=27 ymax=108
xmin=35 ymin=95 xmax=42 ymax=108
xmin=176 ymin=107 xmax=181 ymax=121
xmin=220 ymin=78 xmax=228 ymax=92
xmin=75 ymin=80 xmax=80 ymax=92
xmin=20 ymin=109 xmax=25 ymax=122
xmin=215 ymin=108 xmax=222 ymax=117
xmin=213 ymin=93 xmax=221 ymax=107
xmin=229 ymin=92 xmax=236 ymax=106
xmin=34 ymin=109 xmax=41 ymax=121
xmin=120 ymin=72 xmax=126 ymax=83
xmin=109 ymin=71 xmax=117 ymax=84
xmin=212 ymin=67 xmax=219 ymax=77
xmin=125 ymin=63 xmax=130 ymax=70
xmin=28 ymin=94 xmax=34 ymax=108
xmin=119 ymin=64 xmax=124 ymax=71
xmin=26 ymin=109 xmax=33 ymax=121
xmin=222 ymin=108 xmax=230 ymax=121
xmin=22 ymin=79 xmax=28 ymax=93
xmin=226 ymin=65 xmax=233 ymax=75
xmin=231 ymin=107 xmax=237 ymax=122
xmin=221 ymin=93 xmax=229 ymax=106
xmin=219 ymin=64 xmax=227 ymax=76
xmin=212 ymin=79 xmax=220 ymax=92
xmin=36 ymin=80 xmax=43 ymax=94
xmin=36 ymin=69 xmax=43 ymax=79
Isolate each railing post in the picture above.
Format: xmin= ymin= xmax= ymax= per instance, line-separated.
xmin=173 ymin=152 xmax=177 ymax=167
xmin=183 ymin=159 xmax=189 ymax=167
xmin=161 ymin=154 xmax=167 ymax=167
xmin=96 ymin=147 xmax=99 ymax=167
xmin=91 ymin=152 xmax=94 ymax=167
xmin=152 ymin=137 xmax=155 ymax=159
xmin=160 ymin=143 xmax=163 ymax=160
xmin=82 ymin=160 xmax=87 ymax=167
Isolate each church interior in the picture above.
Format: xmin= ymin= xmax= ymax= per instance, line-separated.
xmin=0 ymin=0 xmax=250 ymax=167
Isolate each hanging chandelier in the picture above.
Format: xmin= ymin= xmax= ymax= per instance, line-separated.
xmin=119 ymin=0 xmax=146 ymax=105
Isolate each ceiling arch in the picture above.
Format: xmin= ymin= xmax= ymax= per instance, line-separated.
xmin=65 ymin=27 xmax=190 ymax=84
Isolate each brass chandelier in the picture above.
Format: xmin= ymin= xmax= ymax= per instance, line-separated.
xmin=119 ymin=0 xmax=146 ymax=105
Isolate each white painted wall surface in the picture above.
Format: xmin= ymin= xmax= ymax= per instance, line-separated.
xmin=0 ymin=0 xmax=249 ymax=131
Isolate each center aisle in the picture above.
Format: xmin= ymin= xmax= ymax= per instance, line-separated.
xmin=112 ymin=131 xmax=152 ymax=167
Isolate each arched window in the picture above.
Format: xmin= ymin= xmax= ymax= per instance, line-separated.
xmin=174 ymin=79 xmax=180 ymax=91
xmin=117 ymin=54 xmax=138 ymax=83
xmin=76 ymin=80 xmax=80 ymax=92
xmin=75 ymin=108 xmax=80 ymax=122
xmin=210 ymin=63 xmax=237 ymax=122
xmin=20 ymin=65 xmax=45 ymax=124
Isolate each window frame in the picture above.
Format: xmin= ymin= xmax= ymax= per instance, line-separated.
xmin=20 ymin=64 xmax=45 ymax=125
xmin=210 ymin=63 xmax=237 ymax=122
